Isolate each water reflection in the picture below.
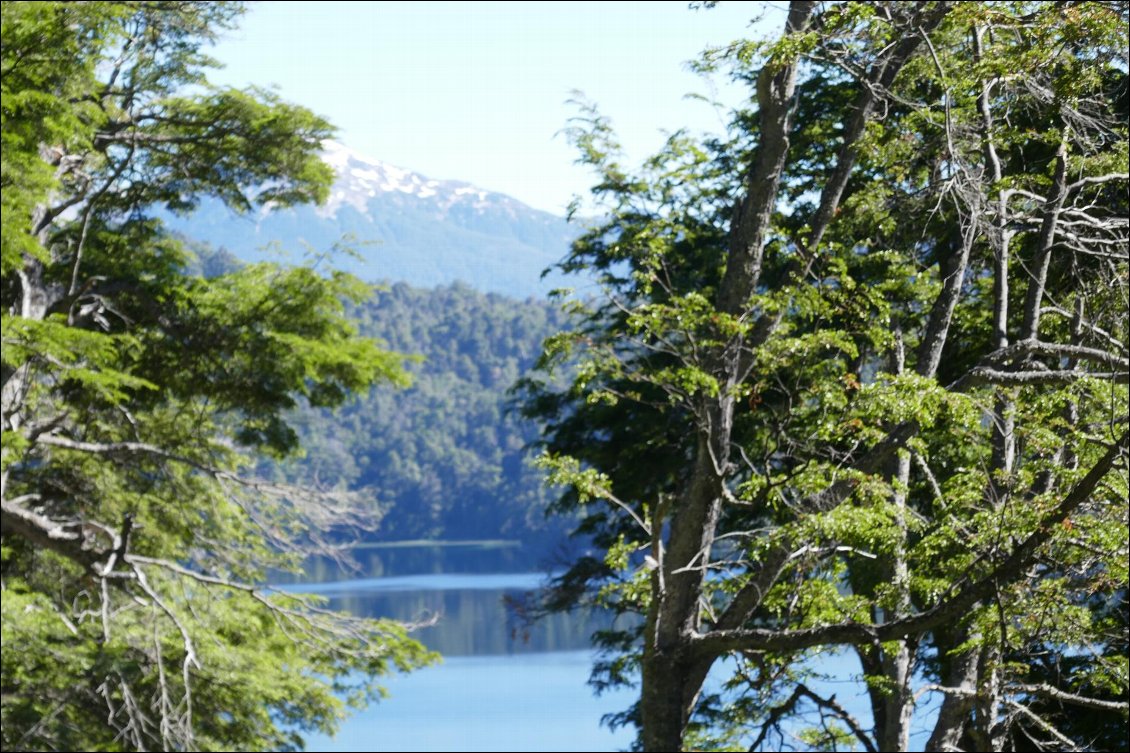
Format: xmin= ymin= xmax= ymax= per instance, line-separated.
xmin=327 ymin=577 xmax=601 ymax=655
xmin=279 ymin=544 xmax=615 ymax=656
xmin=286 ymin=542 xmax=539 ymax=583
xmin=284 ymin=545 xmax=935 ymax=752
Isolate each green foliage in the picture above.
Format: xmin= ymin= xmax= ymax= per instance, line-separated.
xmin=271 ymin=280 xmax=568 ymax=545
xmin=1 ymin=3 xmax=432 ymax=750
xmin=522 ymin=2 xmax=1129 ymax=750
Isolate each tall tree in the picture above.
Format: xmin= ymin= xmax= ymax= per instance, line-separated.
xmin=521 ymin=2 xmax=1129 ymax=750
xmin=1 ymin=3 xmax=431 ymax=750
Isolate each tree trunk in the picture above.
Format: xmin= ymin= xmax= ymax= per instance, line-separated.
xmin=925 ymin=641 xmax=980 ymax=751
xmin=640 ymin=646 xmax=694 ymax=752
xmin=875 ymin=448 xmax=915 ymax=752
xmin=642 ymin=418 xmax=729 ymax=751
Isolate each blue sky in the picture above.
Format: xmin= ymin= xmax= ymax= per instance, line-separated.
xmin=208 ymin=1 xmax=780 ymax=214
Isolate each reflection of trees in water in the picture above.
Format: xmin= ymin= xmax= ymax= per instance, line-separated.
xmin=280 ymin=545 xmax=617 ymax=656
xmin=328 ymin=588 xmax=609 ymax=655
xmin=296 ymin=543 xmax=539 ymax=582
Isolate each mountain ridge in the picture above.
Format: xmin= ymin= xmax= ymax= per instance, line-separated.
xmin=162 ymin=141 xmax=583 ymax=298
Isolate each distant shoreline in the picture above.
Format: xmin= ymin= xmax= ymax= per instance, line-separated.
xmin=349 ymin=539 xmax=522 ymax=550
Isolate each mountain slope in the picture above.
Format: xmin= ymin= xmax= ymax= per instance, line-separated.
xmin=269 ymin=280 xmax=571 ymax=545
xmin=163 ymin=141 xmax=579 ymax=298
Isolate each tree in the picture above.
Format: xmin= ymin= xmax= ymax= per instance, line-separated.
xmin=274 ymin=281 xmax=569 ymax=546
xmin=520 ymin=2 xmax=1129 ymax=750
xmin=1 ymin=3 xmax=432 ymax=750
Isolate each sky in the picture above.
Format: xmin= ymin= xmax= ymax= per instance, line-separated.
xmin=207 ymin=1 xmax=781 ymax=215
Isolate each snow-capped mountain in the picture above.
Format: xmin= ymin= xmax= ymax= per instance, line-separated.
xmin=318 ymin=141 xmax=522 ymax=217
xmin=162 ymin=141 xmax=580 ymax=298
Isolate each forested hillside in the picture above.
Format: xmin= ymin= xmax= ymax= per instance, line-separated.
xmin=273 ymin=280 xmax=569 ymax=545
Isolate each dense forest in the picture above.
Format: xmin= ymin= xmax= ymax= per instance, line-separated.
xmin=275 ymin=280 xmax=570 ymax=545
xmin=188 ymin=241 xmax=570 ymax=545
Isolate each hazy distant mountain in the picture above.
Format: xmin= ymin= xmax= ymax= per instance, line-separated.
xmin=163 ymin=141 xmax=581 ymax=298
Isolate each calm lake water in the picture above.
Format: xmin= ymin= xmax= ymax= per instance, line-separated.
xmin=279 ymin=544 xmax=938 ymax=752
xmin=278 ymin=544 xmax=637 ymax=752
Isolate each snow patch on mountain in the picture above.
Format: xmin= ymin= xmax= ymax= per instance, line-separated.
xmin=319 ymin=140 xmax=521 ymax=219
xmin=160 ymin=140 xmax=581 ymax=298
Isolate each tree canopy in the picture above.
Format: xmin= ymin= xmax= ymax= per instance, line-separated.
xmin=1 ymin=3 xmax=431 ymax=750
xmin=521 ymin=2 xmax=1129 ymax=750
xmin=264 ymin=277 xmax=570 ymax=546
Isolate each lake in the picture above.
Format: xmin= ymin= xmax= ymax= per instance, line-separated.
xmin=278 ymin=544 xmax=637 ymax=752
xmin=279 ymin=543 xmax=938 ymax=752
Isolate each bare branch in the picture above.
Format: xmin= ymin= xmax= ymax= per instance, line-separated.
xmin=1066 ymin=173 xmax=1129 ymax=194
xmin=0 ymin=495 xmax=102 ymax=570
xmin=980 ymin=340 xmax=1129 ymax=371
xmin=953 ymin=367 xmax=1128 ymax=389
xmin=1008 ymin=700 xmax=1083 ymax=751
xmin=749 ymin=682 xmax=878 ymax=753
xmin=1013 ymin=683 xmax=1130 ymax=713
